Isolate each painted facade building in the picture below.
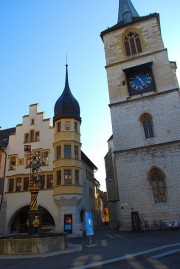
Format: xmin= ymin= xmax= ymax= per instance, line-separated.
xmin=102 ymin=0 xmax=180 ymax=230
xmin=0 ymin=66 xmax=99 ymax=236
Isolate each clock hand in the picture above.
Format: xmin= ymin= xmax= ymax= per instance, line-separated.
xmin=136 ymin=76 xmax=144 ymax=84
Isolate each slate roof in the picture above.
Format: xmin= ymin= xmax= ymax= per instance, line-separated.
xmin=118 ymin=0 xmax=139 ymax=24
xmin=0 ymin=127 xmax=16 ymax=148
xmin=101 ymin=13 xmax=160 ymax=39
xmin=54 ymin=65 xmax=81 ymax=124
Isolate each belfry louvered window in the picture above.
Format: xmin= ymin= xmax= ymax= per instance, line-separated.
xmin=124 ymin=32 xmax=142 ymax=56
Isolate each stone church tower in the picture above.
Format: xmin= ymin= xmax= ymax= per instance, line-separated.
xmin=102 ymin=0 xmax=180 ymax=230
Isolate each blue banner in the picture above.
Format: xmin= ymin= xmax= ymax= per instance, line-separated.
xmin=85 ymin=212 xmax=94 ymax=235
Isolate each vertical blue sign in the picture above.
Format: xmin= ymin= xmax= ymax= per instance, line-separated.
xmin=85 ymin=212 xmax=94 ymax=235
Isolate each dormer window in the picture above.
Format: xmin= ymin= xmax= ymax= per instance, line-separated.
xmin=124 ymin=32 xmax=142 ymax=56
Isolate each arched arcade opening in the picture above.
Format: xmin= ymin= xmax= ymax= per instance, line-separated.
xmin=10 ymin=205 xmax=55 ymax=234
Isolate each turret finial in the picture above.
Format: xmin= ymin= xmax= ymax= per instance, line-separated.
xmin=65 ymin=61 xmax=70 ymax=91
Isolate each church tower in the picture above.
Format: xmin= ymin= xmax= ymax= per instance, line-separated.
xmin=53 ymin=65 xmax=83 ymax=235
xmin=102 ymin=0 xmax=180 ymax=230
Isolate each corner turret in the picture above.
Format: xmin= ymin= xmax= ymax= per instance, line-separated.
xmin=54 ymin=65 xmax=81 ymax=124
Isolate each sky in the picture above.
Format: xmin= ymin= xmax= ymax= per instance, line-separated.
xmin=1 ymin=0 xmax=180 ymax=191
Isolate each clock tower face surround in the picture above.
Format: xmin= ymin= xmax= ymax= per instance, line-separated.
xmin=125 ymin=63 xmax=156 ymax=96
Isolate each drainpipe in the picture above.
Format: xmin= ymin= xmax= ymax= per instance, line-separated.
xmin=0 ymin=147 xmax=7 ymax=210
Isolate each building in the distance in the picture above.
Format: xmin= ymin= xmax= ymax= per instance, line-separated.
xmin=0 ymin=65 xmax=100 ymax=237
xmin=102 ymin=0 xmax=180 ymax=230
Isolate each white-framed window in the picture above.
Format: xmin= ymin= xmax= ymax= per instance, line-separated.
xmin=75 ymin=170 xmax=79 ymax=184
xmin=64 ymin=145 xmax=71 ymax=158
xmin=23 ymin=177 xmax=29 ymax=191
xmin=64 ymin=169 xmax=72 ymax=184
xmin=9 ymin=156 xmax=16 ymax=170
xmin=47 ymin=174 xmax=53 ymax=189
xmin=16 ymin=178 xmax=22 ymax=192
xmin=74 ymin=146 xmax=78 ymax=159
xmin=56 ymin=146 xmax=61 ymax=159
xmin=8 ymin=178 xmax=14 ymax=192
xmin=42 ymin=151 xmax=49 ymax=165
xmin=57 ymin=170 xmax=61 ymax=185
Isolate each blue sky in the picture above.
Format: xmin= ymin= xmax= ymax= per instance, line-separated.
xmin=1 ymin=0 xmax=180 ymax=190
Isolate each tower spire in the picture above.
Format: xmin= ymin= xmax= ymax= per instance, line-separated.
xmin=118 ymin=0 xmax=139 ymax=24
xmin=65 ymin=63 xmax=70 ymax=91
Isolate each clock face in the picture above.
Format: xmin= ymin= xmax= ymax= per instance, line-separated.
xmin=125 ymin=65 xmax=156 ymax=96
xmin=129 ymin=73 xmax=152 ymax=90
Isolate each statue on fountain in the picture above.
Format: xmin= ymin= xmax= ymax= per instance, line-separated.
xmin=27 ymin=155 xmax=42 ymax=235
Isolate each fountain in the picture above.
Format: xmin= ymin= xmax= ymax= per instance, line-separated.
xmin=0 ymin=151 xmax=67 ymax=255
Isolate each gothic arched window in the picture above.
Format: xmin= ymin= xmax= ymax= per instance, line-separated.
xmin=149 ymin=168 xmax=167 ymax=203
xmin=140 ymin=113 xmax=154 ymax=138
xmin=124 ymin=32 xmax=142 ymax=56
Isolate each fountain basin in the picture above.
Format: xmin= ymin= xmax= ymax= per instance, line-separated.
xmin=0 ymin=233 xmax=67 ymax=255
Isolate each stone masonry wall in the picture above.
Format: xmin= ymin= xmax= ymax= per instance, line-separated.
xmin=116 ymin=142 xmax=180 ymax=230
